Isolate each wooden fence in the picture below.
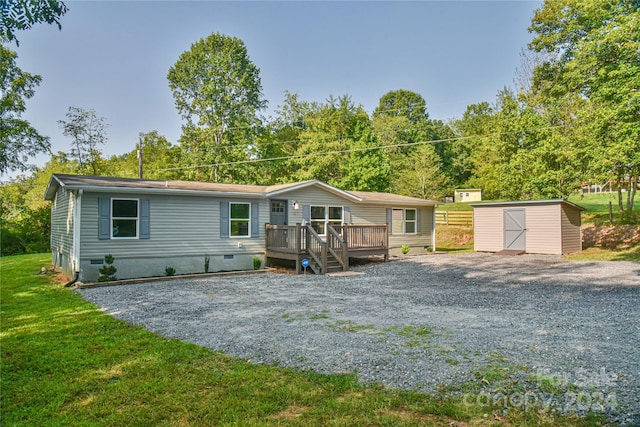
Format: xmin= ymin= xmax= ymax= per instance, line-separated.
xmin=435 ymin=211 xmax=473 ymax=226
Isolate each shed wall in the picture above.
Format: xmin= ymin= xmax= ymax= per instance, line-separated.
xmin=473 ymin=207 xmax=504 ymax=252
xmin=524 ymin=204 xmax=562 ymax=254
xmin=561 ymin=205 xmax=582 ymax=254
xmin=473 ymin=202 xmax=582 ymax=255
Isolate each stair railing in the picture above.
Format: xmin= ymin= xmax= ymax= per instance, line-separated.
xmin=327 ymin=225 xmax=348 ymax=271
xmin=305 ymin=225 xmax=326 ymax=274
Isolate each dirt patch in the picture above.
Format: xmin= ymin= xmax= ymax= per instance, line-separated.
xmin=582 ymin=225 xmax=640 ymax=249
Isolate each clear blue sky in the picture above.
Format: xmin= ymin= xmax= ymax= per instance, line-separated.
xmin=9 ymin=0 xmax=541 ymax=176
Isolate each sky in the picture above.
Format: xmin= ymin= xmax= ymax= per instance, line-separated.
xmin=7 ymin=0 xmax=541 ymax=179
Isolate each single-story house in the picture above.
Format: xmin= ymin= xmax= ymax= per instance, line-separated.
xmin=470 ymin=199 xmax=584 ymax=255
xmin=45 ymin=174 xmax=439 ymax=281
xmin=454 ymin=188 xmax=482 ymax=203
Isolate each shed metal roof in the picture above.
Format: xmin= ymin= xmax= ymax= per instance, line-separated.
xmin=470 ymin=198 xmax=585 ymax=211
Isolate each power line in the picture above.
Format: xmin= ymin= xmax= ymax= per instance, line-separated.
xmin=158 ymin=125 xmax=565 ymax=172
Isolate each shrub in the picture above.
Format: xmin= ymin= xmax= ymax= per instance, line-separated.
xmin=97 ymin=255 xmax=117 ymax=282
xmin=165 ymin=266 xmax=176 ymax=276
xmin=401 ymin=245 xmax=410 ymax=255
xmin=253 ymin=257 xmax=262 ymax=270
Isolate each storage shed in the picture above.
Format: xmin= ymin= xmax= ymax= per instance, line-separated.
xmin=470 ymin=199 xmax=585 ymax=255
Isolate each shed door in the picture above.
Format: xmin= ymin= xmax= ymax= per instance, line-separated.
xmin=270 ymin=200 xmax=287 ymax=226
xmin=503 ymin=209 xmax=526 ymax=250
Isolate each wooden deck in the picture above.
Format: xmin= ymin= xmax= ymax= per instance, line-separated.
xmin=265 ymin=224 xmax=388 ymax=275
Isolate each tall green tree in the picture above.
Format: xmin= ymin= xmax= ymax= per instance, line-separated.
xmin=293 ymin=95 xmax=390 ymax=191
xmin=0 ymin=45 xmax=50 ymax=175
xmin=58 ymin=106 xmax=108 ymax=175
xmin=529 ymin=0 xmax=640 ymax=211
xmin=373 ymin=90 xmax=453 ymax=196
xmin=1 ymin=0 xmax=68 ymax=45
xmin=167 ymin=33 xmax=266 ymax=183
xmin=105 ymin=131 xmax=183 ymax=180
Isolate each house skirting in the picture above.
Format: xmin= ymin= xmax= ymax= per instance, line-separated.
xmin=79 ymin=252 xmax=264 ymax=282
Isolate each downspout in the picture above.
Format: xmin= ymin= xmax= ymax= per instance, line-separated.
xmin=64 ymin=271 xmax=80 ymax=287
xmin=71 ymin=189 xmax=83 ymax=282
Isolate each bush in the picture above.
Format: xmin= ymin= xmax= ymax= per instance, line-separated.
xmin=165 ymin=266 xmax=176 ymax=276
xmin=97 ymin=255 xmax=117 ymax=282
xmin=401 ymin=245 xmax=410 ymax=255
xmin=253 ymin=257 xmax=262 ymax=270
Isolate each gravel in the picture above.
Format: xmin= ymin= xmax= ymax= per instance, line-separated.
xmin=77 ymin=253 xmax=640 ymax=425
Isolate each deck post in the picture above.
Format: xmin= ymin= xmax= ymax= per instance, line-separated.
xmin=321 ymin=241 xmax=328 ymax=274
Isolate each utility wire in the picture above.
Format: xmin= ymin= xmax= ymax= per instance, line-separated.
xmin=158 ymin=125 xmax=565 ymax=172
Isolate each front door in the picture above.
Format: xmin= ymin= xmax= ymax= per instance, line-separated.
xmin=503 ymin=209 xmax=526 ymax=251
xmin=270 ymin=200 xmax=287 ymax=226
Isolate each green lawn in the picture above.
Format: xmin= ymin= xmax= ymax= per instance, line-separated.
xmin=0 ymin=254 xmax=607 ymax=426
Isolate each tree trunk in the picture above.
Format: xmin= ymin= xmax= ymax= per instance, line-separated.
xmin=617 ymin=173 xmax=624 ymax=212
xmin=629 ymin=173 xmax=638 ymax=212
xmin=626 ymin=175 xmax=632 ymax=211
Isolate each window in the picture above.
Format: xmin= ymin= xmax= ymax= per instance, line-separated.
xmin=230 ymin=203 xmax=250 ymax=237
xmin=310 ymin=206 xmax=326 ymax=235
xmin=112 ymin=199 xmax=138 ymax=238
xmin=310 ymin=205 xmax=343 ymax=235
xmin=391 ymin=208 xmax=417 ymax=235
xmin=405 ymin=209 xmax=417 ymax=234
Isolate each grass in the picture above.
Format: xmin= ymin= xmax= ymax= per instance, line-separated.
xmin=564 ymin=246 xmax=640 ymax=262
xmin=436 ymin=225 xmax=474 ymax=253
xmin=568 ymin=192 xmax=639 ymax=226
xmin=0 ymin=254 xmax=608 ymax=426
xmin=436 ymin=202 xmax=474 ymax=212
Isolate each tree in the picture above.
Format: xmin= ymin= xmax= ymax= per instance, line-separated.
xmin=293 ymin=95 xmax=390 ymax=191
xmin=0 ymin=45 xmax=50 ymax=175
xmin=106 ymin=131 xmax=183 ymax=180
xmin=373 ymin=90 xmax=454 ymax=195
xmin=167 ymin=33 xmax=266 ymax=182
xmin=393 ymin=143 xmax=450 ymax=200
xmin=1 ymin=0 xmax=68 ymax=45
xmin=58 ymin=106 xmax=108 ymax=175
xmin=529 ymin=0 xmax=640 ymax=211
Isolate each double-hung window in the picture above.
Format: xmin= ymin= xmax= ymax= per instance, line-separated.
xmin=391 ymin=208 xmax=417 ymax=235
xmin=230 ymin=203 xmax=250 ymax=237
xmin=310 ymin=205 xmax=343 ymax=235
xmin=112 ymin=199 xmax=138 ymax=238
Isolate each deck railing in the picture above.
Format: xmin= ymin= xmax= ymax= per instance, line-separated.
xmin=266 ymin=223 xmax=389 ymax=274
xmin=265 ymin=224 xmax=306 ymax=253
xmin=333 ymin=224 xmax=388 ymax=250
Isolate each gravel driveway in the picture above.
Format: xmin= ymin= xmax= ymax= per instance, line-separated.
xmin=78 ymin=254 xmax=640 ymax=424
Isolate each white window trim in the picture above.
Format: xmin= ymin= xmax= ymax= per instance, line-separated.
xmin=310 ymin=205 xmax=344 ymax=236
xmin=111 ymin=197 xmax=139 ymax=239
xmin=229 ymin=202 xmax=251 ymax=238
xmin=391 ymin=207 xmax=417 ymax=235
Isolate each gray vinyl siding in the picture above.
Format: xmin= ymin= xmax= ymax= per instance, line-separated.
xmin=275 ymin=186 xmax=434 ymax=250
xmin=474 ymin=207 xmax=503 ymax=252
xmin=561 ymin=205 xmax=582 ymax=254
xmin=281 ymin=187 xmax=359 ymax=225
xmin=50 ymin=187 xmax=74 ymax=276
xmin=78 ymin=192 xmax=268 ymax=280
xmin=387 ymin=207 xmax=434 ymax=251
